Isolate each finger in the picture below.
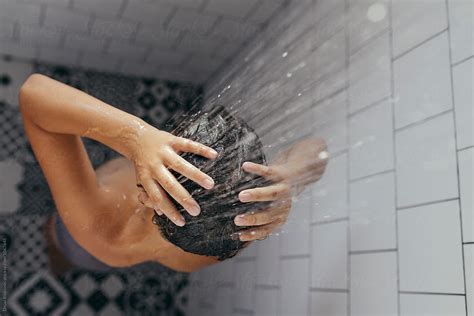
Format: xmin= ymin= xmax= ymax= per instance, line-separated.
xmin=137 ymin=192 xmax=164 ymax=215
xmin=173 ymin=137 xmax=218 ymax=159
xmin=234 ymin=203 xmax=289 ymax=226
xmin=242 ymin=162 xmax=284 ymax=181
xmin=239 ymin=183 xmax=290 ymax=202
xmin=142 ymin=178 xmax=184 ymax=226
xmin=237 ymin=222 xmax=283 ymax=242
xmin=165 ymin=154 xmax=214 ymax=190
xmin=154 ymin=165 xmax=201 ymax=216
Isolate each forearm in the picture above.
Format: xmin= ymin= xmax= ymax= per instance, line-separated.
xmin=19 ymin=73 xmax=146 ymax=159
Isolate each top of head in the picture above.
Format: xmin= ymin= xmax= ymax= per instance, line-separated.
xmin=153 ymin=105 xmax=270 ymax=260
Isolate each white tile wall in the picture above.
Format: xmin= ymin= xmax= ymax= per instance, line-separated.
xmin=349 ymin=99 xmax=394 ymax=179
xmin=398 ymin=200 xmax=464 ymax=293
xmin=465 ymin=244 xmax=474 ymax=316
xmin=311 ymin=221 xmax=348 ymax=290
xmin=350 ymin=252 xmax=398 ymax=316
xmin=350 ymin=172 xmax=396 ymax=251
xmin=393 ymin=32 xmax=452 ymax=129
xmin=280 ymin=192 xmax=311 ymax=256
xmin=452 ymin=58 xmax=474 ymax=150
xmin=400 ymin=293 xmax=466 ymax=316
xmin=395 ymin=112 xmax=458 ymax=207
xmin=182 ymin=0 xmax=472 ymax=315
xmin=392 ymin=0 xmax=448 ymax=57
xmin=280 ymin=258 xmax=310 ymax=316
xmin=311 ymin=153 xmax=349 ymax=223
xmin=448 ymin=0 xmax=474 ymax=64
xmin=459 ymin=148 xmax=474 ymax=243
xmin=233 ymin=260 xmax=256 ymax=311
xmin=349 ymin=31 xmax=391 ymax=113
xmin=0 ymin=59 xmax=33 ymax=106
xmin=310 ymin=291 xmax=348 ymax=316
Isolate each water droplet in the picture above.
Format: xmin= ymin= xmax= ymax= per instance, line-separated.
xmin=282 ymin=52 xmax=288 ymax=58
xmin=367 ymin=3 xmax=387 ymax=22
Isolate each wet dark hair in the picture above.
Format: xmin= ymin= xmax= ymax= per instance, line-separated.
xmin=153 ymin=105 xmax=270 ymax=260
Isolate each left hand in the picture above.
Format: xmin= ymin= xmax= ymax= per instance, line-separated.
xmin=234 ymin=138 xmax=328 ymax=241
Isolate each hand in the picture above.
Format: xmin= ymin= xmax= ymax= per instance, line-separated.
xmin=132 ymin=124 xmax=218 ymax=227
xmin=234 ymin=138 xmax=328 ymax=241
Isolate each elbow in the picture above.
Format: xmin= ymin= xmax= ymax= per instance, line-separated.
xmin=18 ymin=73 xmax=45 ymax=112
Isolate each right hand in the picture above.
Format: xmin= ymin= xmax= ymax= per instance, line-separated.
xmin=131 ymin=123 xmax=218 ymax=227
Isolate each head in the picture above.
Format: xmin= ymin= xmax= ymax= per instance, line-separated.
xmin=153 ymin=105 xmax=270 ymax=260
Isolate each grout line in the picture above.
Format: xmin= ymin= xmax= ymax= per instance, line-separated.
xmin=458 ymin=145 xmax=474 ymax=152
xmin=310 ymin=287 xmax=349 ymax=293
xmin=116 ymin=0 xmax=129 ymax=19
xmin=452 ymin=54 xmax=474 ymax=68
xmin=399 ymin=291 xmax=465 ymax=296
xmin=235 ymin=256 xmax=257 ymax=262
xmin=279 ymin=254 xmax=310 ymax=260
xmin=349 ymin=169 xmax=395 ymax=183
xmin=350 ymin=248 xmax=397 ymax=255
xmin=349 ymin=28 xmax=390 ymax=57
xmin=255 ymin=284 xmax=279 ymax=290
xmin=343 ymin=0 xmax=351 ymax=315
xmin=464 ymin=242 xmax=474 ymax=245
xmin=347 ymin=95 xmax=392 ymax=118
xmin=388 ymin=0 xmax=401 ymax=314
xmin=311 ymin=217 xmax=349 ymax=226
xmin=392 ymin=28 xmax=448 ymax=61
xmin=397 ymin=197 xmax=459 ymax=211
xmin=394 ymin=109 xmax=453 ymax=132
xmin=445 ymin=1 xmax=469 ymax=313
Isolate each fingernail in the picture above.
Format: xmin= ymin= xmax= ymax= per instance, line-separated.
xmin=203 ymin=178 xmax=214 ymax=190
xmin=230 ymin=232 xmax=240 ymax=240
xmin=210 ymin=149 xmax=218 ymax=158
xmin=188 ymin=203 xmax=201 ymax=216
xmin=234 ymin=214 xmax=246 ymax=226
xmin=239 ymin=191 xmax=251 ymax=202
xmin=175 ymin=216 xmax=185 ymax=227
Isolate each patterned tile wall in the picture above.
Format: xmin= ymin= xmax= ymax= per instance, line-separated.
xmin=0 ymin=0 xmax=286 ymax=84
xmin=0 ymin=57 xmax=203 ymax=315
xmin=188 ymin=0 xmax=474 ymax=315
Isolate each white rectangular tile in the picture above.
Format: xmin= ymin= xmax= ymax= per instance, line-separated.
xmin=0 ymin=40 xmax=37 ymax=60
xmin=350 ymin=252 xmax=398 ymax=316
xmin=18 ymin=24 xmax=63 ymax=46
xmin=350 ymin=172 xmax=397 ymax=251
xmin=255 ymin=287 xmax=278 ymax=316
xmin=312 ymin=153 xmax=348 ymax=223
xmin=448 ymin=0 xmax=474 ymax=63
xmin=311 ymin=221 xmax=348 ymax=289
xmin=395 ymin=112 xmax=458 ymax=207
xmin=106 ymin=40 xmax=148 ymax=60
xmin=80 ymin=52 xmax=120 ymax=73
xmin=453 ymin=58 xmax=474 ymax=149
xmin=168 ymin=9 xmax=218 ymax=35
xmin=392 ymin=0 xmax=448 ymax=56
xmin=312 ymin=90 xmax=348 ymax=155
xmin=91 ymin=18 xmax=137 ymax=40
xmin=233 ymin=260 xmax=256 ymax=311
xmin=348 ymin=0 xmax=389 ymax=52
xmin=214 ymin=286 xmax=234 ymax=316
xmin=310 ymin=30 xmax=347 ymax=83
xmin=280 ymin=192 xmax=311 ymax=256
xmin=0 ymin=18 xmax=14 ymax=39
xmin=44 ymin=6 xmax=90 ymax=33
xmin=310 ymin=291 xmax=348 ymax=316
xmin=465 ymin=244 xmax=474 ymax=316
xmin=400 ymin=293 xmax=466 ymax=316
xmin=0 ymin=1 xmax=41 ymax=25
xmin=38 ymin=46 xmax=80 ymax=67
xmin=393 ymin=32 xmax=452 ymax=129
xmin=313 ymin=69 xmax=347 ymax=104
xmin=212 ymin=19 xmax=259 ymax=44
xmin=349 ymin=32 xmax=391 ymax=113
xmin=72 ymin=0 xmax=125 ymax=18
xmin=0 ymin=59 xmax=33 ymax=107
xmin=122 ymin=0 xmax=174 ymax=25
xmin=256 ymin=234 xmax=280 ymax=286
xmin=459 ymin=148 xmax=474 ymax=243
xmin=349 ymin=99 xmax=394 ymax=179
xmin=64 ymin=33 xmax=107 ymax=53
xmin=247 ymin=0 xmax=283 ymax=24
xmin=209 ymin=258 xmax=235 ymax=285
xmin=204 ymin=0 xmax=258 ymax=19
xmin=280 ymin=258 xmax=310 ymax=316
xmin=398 ymin=200 xmax=465 ymax=293
xmin=135 ymin=24 xmax=181 ymax=47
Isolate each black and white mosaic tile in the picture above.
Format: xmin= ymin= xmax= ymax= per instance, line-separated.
xmin=0 ymin=58 xmax=203 ymax=315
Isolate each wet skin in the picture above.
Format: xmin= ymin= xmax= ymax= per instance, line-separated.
xmin=18 ymin=74 xmax=328 ymax=272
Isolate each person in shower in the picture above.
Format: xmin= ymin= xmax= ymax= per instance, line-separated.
xmin=19 ymin=74 xmax=328 ymax=273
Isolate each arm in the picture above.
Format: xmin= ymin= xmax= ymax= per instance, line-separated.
xmin=19 ymin=74 xmax=217 ymax=228
xmin=233 ymin=138 xmax=328 ymax=241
